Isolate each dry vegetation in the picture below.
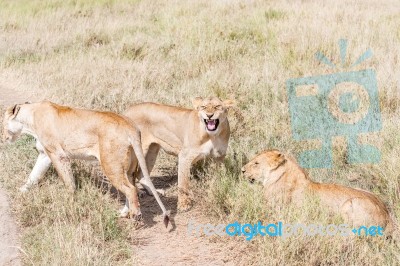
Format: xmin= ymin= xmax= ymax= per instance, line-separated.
xmin=0 ymin=0 xmax=400 ymax=265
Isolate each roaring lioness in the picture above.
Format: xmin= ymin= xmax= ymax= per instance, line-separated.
xmin=242 ymin=150 xmax=394 ymax=232
xmin=2 ymin=101 xmax=170 ymax=226
xmin=123 ymin=97 xmax=234 ymax=211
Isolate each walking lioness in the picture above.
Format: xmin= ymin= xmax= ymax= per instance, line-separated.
xmin=2 ymin=101 xmax=170 ymax=226
xmin=123 ymin=97 xmax=234 ymax=211
xmin=242 ymin=150 xmax=394 ymax=232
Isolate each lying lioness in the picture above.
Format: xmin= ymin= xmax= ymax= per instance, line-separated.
xmin=123 ymin=97 xmax=234 ymax=211
xmin=242 ymin=150 xmax=394 ymax=232
xmin=2 ymin=101 xmax=170 ymax=226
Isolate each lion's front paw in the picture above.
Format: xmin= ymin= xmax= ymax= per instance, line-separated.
xmin=119 ymin=206 xmax=129 ymax=218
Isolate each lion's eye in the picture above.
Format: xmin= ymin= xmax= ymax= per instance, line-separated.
xmin=214 ymin=105 xmax=222 ymax=110
xmin=254 ymin=162 xmax=259 ymax=165
xmin=200 ymin=106 xmax=206 ymax=109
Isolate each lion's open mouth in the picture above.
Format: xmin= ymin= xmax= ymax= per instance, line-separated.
xmin=204 ymin=119 xmax=219 ymax=131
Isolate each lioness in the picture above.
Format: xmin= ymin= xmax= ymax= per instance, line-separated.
xmin=242 ymin=150 xmax=394 ymax=232
xmin=2 ymin=101 xmax=170 ymax=226
xmin=123 ymin=97 xmax=234 ymax=211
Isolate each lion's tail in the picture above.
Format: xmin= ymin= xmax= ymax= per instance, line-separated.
xmin=128 ymin=127 xmax=170 ymax=228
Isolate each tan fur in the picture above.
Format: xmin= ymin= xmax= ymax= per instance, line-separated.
xmin=2 ymin=101 xmax=170 ymax=225
xmin=123 ymin=97 xmax=234 ymax=211
xmin=242 ymin=150 xmax=394 ymax=232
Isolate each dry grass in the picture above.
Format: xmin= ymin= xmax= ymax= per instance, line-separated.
xmin=0 ymin=133 xmax=138 ymax=265
xmin=1 ymin=0 xmax=400 ymax=265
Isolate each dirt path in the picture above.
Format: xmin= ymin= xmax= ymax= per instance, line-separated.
xmin=0 ymin=191 xmax=21 ymax=266
xmin=133 ymin=175 xmax=244 ymax=266
xmin=0 ymin=85 xmax=28 ymax=266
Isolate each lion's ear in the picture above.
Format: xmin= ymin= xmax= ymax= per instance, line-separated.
xmin=270 ymin=152 xmax=286 ymax=168
xmin=223 ymin=99 xmax=236 ymax=109
xmin=6 ymin=104 xmax=21 ymax=120
xmin=192 ymin=97 xmax=203 ymax=109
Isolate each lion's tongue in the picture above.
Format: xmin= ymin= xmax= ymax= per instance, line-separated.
xmin=206 ymin=120 xmax=216 ymax=130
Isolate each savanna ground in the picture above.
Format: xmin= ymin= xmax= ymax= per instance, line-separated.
xmin=0 ymin=0 xmax=400 ymax=265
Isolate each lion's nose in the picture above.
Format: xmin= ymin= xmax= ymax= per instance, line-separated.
xmin=206 ymin=114 xmax=213 ymax=119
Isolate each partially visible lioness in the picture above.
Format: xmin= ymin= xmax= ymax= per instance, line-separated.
xmin=2 ymin=101 xmax=170 ymax=226
xmin=242 ymin=150 xmax=394 ymax=232
xmin=123 ymin=97 xmax=234 ymax=211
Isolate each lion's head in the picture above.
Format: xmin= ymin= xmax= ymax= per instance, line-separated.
xmin=192 ymin=96 xmax=234 ymax=134
xmin=241 ymin=150 xmax=288 ymax=186
xmin=2 ymin=104 xmax=23 ymax=143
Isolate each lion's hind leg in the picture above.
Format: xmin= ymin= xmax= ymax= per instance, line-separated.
xmin=120 ymin=156 xmax=140 ymax=218
xmin=104 ymin=166 xmax=141 ymax=220
xmin=100 ymin=149 xmax=141 ymax=220
xmin=340 ymin=197 xmax=388 ymax=230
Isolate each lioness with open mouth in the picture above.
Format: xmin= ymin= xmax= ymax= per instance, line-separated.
xmin=123 ymin=96 xmax=234 ymax=211
xmin=242 ymin=150 xmax=395 ymax=232
xmin=2 ymin=101 xmax=170 ymax=226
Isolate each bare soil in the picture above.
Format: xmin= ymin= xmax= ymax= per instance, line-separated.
xmin=132 ymin=174 xmax=244 ymax=266
xmin=0 ymin=85 xmax=28 ymax=266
